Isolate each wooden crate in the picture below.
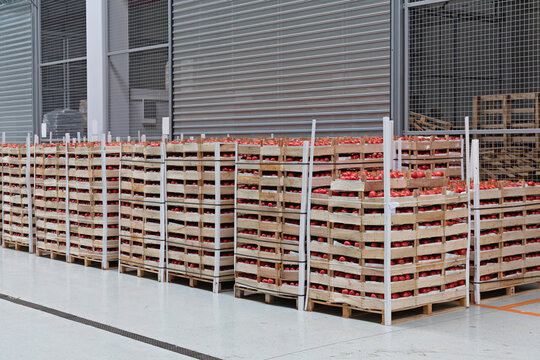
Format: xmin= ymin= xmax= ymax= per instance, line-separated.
xmin=1 ymin=143 xmax=35 ymax=252
xmin=471 ymin=181 xmax=540 ymax=303
xmin=166 ymin=138 xmax=236 ymax=292
xmin=307 ymin=167 xmax=469 ymax=323
xmin=119 ymin=142 xmax=163 ymax=278
xmin=235 ymin=139 xmax=310 ymax=302
xmin=67 ymin=142 xmax=120 ymax=269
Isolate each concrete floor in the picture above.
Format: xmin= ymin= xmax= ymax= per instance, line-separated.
xmin=0 ymin=247 xmax=539 ymax=360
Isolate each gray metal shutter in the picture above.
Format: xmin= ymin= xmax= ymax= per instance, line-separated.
xmin=172 ymin=0 xmax=391 ymax=137
xmin=0 ymin=1 xmax=33 ymax=143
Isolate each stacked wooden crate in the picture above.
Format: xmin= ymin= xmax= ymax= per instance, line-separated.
xmin=166 ymin=138 xmax=235 ymax=291
xmin=399 ymin=136 xmax=463 ymax=179
xmin=35 ymin=143 xmax=68 ymax=257
xmin=308 ymin=172 xmax=469 ymax=322
xmin=472 ymin=92 xmax=539 ymax=181
xmin=68 ymin=142 xmax=119 ymax=268
xmin=235 ymin=138 xmax=312 ymax=305
xmin=1 ymin=143 xmax=34 ymax=251
xmin=120 ymin=142 xmax=164 ymax=278
xmin=471 ymin=180 xmax=540 ymax=302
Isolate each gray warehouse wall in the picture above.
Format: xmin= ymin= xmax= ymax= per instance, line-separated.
xmin=172 ymin=0 xmax=391 ymax=137
xmin=0 ymin=0 xmax=33 ymax=143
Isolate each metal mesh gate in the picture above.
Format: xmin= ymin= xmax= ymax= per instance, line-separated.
xmin=406 ymin=0 xmax=539 ymax=181
xmin=40 ymin=0 xmax=87 ymax=141
xmin=108 ymin=0 xmax=170 ymax=140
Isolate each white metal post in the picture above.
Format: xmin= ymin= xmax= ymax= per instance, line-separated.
xmin=65 ymin=134 xmax=71 ymax=260
xmin=303 ymin=120 xmax=316 ymax=310
xmin=213 ymin=142 xmax=222 ymax=293
xmin=101 ymin=134 xmax=109 ymax=268
xmin=118 ymin=142 xmax=123 ymax=274
xmin=158 ymin=140 xmax=167 ymax=282
xmin=233 ymin=141 xmax=239 ymax=290
xmin=383 ymin=117 xmax=392 ymax=325
xmin=297 ymin=141 xmax=309 ymax=310
xmin=26 ymin=134 xmax=34 ymax=253
xmin=471 ymin=139 xmax=481 ymax=303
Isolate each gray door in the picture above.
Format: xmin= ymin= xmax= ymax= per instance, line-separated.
xmin=172 ymin=0 xmax=391 ymax=137
xmin=0 ymin=0 xmax=33 ymax=143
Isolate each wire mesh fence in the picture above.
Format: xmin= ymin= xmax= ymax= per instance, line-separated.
xmin=40 ymin=0 xmax=87 ymax=141
xmin=108 ymin=0 xmax=169 ymax=140
xmin=407 ymin=0 xmax=539 ymax=182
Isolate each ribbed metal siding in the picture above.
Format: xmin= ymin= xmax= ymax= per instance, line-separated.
xmin=172 ymin=0 xmax=391 ymax=137
xmin=0 ymin=1 xmax=33 ymax=143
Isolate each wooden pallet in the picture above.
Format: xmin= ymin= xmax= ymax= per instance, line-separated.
xmin=2 ymin=240 xmax=31 ymax=252
xmin=36 ymin=247 xmax=66 ymax=261
xmin=68 ymin=254 xmax=118 ymax=270
xmin=119 ymin=262 xmax=161 ymax=281
xmin=472 ymin=280 xmax=540 ymax=304
xmin=234 ymin=284 xmax=301 ymax=309
xmin=410 ymin=112 xmax=453 ymax=131
xmin=307 ymin=295 xmax=467 ymax=324
xmin=168 ymin=270 xmax=233 ymax=292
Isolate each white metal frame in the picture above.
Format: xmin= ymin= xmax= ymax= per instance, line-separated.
xmin=213 ymin=141 xmax=222 ymax=293
xmin=158 ymin=139 xmax=167 ymax=282
xmin=382 ymin=116 xmax=393 ymax=325
xmin=64 ymin=133 xmax=71 ymax=259
xmin=100 ymin=134 xmax=109 ymax=268
xmin=303 ymin=120 xmax=317 ymax=310
xmin=26 ymin=133 xmax=34 ymax=253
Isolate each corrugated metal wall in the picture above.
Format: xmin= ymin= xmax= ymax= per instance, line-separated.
xmin=172 ymin=0 xmax=391 ymax=137
xmin=0 ymin=0 xmax=33 ymax=143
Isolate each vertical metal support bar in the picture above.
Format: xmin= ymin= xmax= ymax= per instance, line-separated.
xmin=118 ymin=142 xmax=123 ymax=274
xmin=304 ymin=120 xmax=316 ymax=310
xmin=159 ymin=140 xmax=167 ymax=282
xmin=465 ymin=117 xmax=471 ymax=183
xmin=213 ymin=142 xmax=222 ymax=293
xmin=464 ymin=117 xmax=471 ymax=306
xmin=403 ymin=1 xmax=410 ymax=134
xmin=101 ymin=134 xmax=108 ymax=268
xmin=65 ymin=134 xmax=71 ymax=260
xmin=167 ymin=0 xmax=173 ymax=137
xmin=26 ymin=134 xmax=34 ymax=253
xmin=460 ymin=138 xmax=465 ymax=181
xmin=383 ymin=117 xmax=392 ymax=325
xmin=1 ymin=132 xmax=5 ymax=247
xmin=471 ymin=139 xmax=481 ymax=304
xmin=233 ymin=142 xmax=239 ymax=289
xmin=397 ymin=138 xmax=402 ymax=171
xmin=297 ymin=141 xmax=309 ymax=310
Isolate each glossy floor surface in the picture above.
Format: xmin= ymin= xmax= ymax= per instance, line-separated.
xmin=0 ymin=247 xmax=539 ymax=360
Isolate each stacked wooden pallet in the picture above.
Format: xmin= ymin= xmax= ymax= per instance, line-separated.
xmin=307 ymin=171 xmax=469 ymax=323
xmin=68 ymin=142 xmax=119 ymax=268
xmin=472 ymin=92 xmax=539 ymax=181
xmin=35 ymin=143 xmax=68 ymax=258
xmin=471 ymin=180 xmax=540 ymax=302
xmin=235 ymin=139 xmax=312 ymax=305
xmin=1 ymin=143 xmax=34 ymax=251
xmin=166 ymin=138 xmax=236 ymax=292
xmin=120 ymin=142 xmax=164 ymax=278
